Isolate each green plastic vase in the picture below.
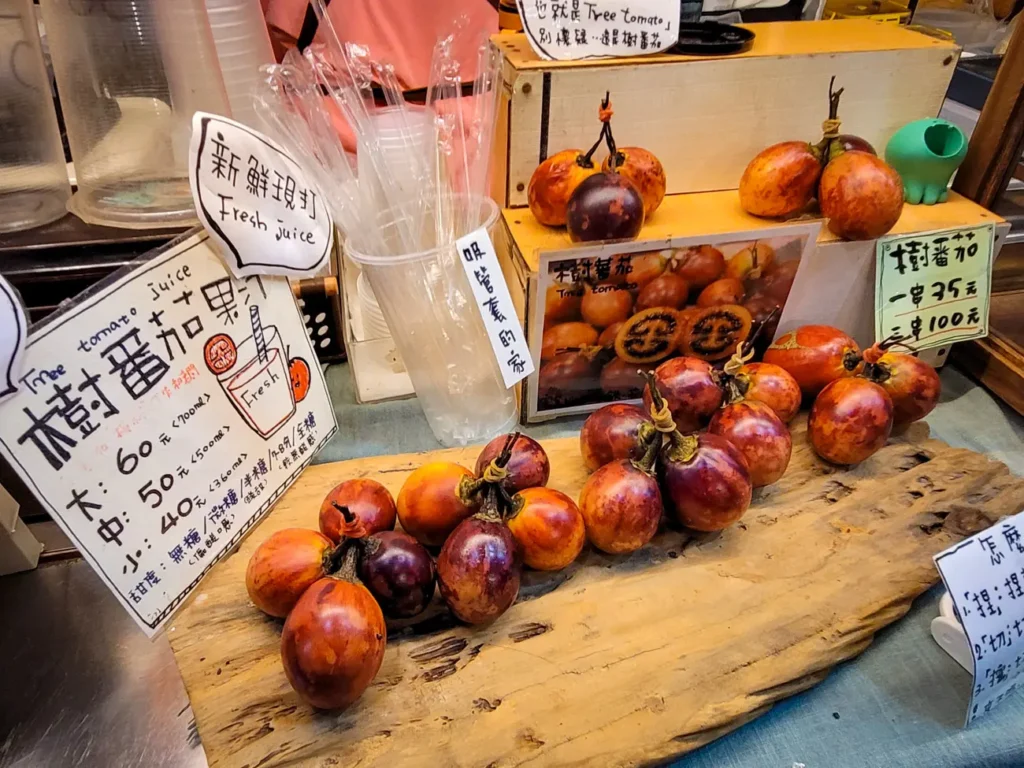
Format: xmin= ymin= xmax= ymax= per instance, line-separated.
xmin=884 ymin=118 xmax=968 ymax=205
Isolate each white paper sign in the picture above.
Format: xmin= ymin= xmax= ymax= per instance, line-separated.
xmin=934 ymin=510 xmax=1024 ymax=725
xmin=875 ymin=224 xmax=994 ymax=352
xmin=517 ymin=0 xmax=679 ymax=61
xmin=189 ymin=113 xmax=334 ymax=280
xmin=456 ymin=228 xmax=535 ymax=388
xmin=0 ymin=274 xmax=28 ymax=404
xmin=0 ymin=231 xmax=337 ymax=636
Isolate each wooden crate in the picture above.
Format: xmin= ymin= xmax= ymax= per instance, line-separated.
xmin=497 ymin=190 xmax=1008 ymax=422
xmin=490 ymin=21 xmax=959 ymax=208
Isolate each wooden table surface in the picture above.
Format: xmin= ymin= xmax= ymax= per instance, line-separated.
xmin=167 ymin=420 xmax=1024 ymax=767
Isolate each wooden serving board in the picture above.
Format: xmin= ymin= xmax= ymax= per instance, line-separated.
xmin=168 ymin=421 xmax=1024 ymax=768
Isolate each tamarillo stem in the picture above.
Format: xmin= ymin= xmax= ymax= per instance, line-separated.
xmin=579 ymin=123 xmax=608 ymax=167
xmin=741 ymin=304 xmax=781 ymax=357
xmin=828 ymin=75 xmax=844 ymax=121
xmin=496 ymin=432 xmax=519 ymax=468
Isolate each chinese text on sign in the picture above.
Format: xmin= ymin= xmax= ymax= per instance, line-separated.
xmin=516 ymin=0 xmax=679 ymax=60
xmin=456 ymin=228 xmax=535 ymax=388
xmin=0 ymin=233 xmax=337 ymax=636
xmin=875 ymin=224 xmax=994 ymax=351
xmin=189 ymin=113 xmax=334 ymax=280
xmin=935 ymin=509 xmax=1024 ymax=724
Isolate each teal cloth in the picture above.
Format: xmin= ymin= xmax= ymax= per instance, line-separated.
xmin=314 ymin=363 xmax=1024 ymax=766
xmin=312 ymin=366 xmax=585 ymax=464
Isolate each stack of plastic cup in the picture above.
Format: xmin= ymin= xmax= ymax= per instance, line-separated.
xmin=345 ymin=195 xmax=518 ymax=447
xmin=356 ymin=272 xmax=392 ymax=340
xmin=357 ymin=106 xmax=436 ymax=215
xmin=203 ymin=0 xmax=276 ymax=129
xmin=0 ymin=0 xmax=71 ymax=232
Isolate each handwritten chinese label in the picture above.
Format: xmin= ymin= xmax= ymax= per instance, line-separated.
xmin=935 ymin=509 xmax=1024 ymax=725
xmin=875 ymin=224 xmax=994 ymax=351
xmin=517 ymin=0 xmax=679 ymax=61
xmin=456 ymin=228 xmax=535 ymax=388
xmin=0 ymin=232 xmax=337 ymax=636
xmin=189 ymin=113 xmax=334 ymax=280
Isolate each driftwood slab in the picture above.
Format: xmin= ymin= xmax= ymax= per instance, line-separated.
xmin=167 ymin=421 xmax=1024 ymax=768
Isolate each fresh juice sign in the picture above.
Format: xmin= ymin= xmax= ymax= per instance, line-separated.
xmin=0 ymin=231 xmax=336 ymax=636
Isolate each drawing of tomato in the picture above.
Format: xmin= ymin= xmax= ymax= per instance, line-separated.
xmin=289 ymin=357 xmax=311 ymax=402
xmin=204 ymin=334 xmax=237 ymax=374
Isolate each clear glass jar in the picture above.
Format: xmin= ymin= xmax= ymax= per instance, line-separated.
xmin=40 ymin=0 xmax=230 ymax=228
xmin=0 ymin=0 xmax=71 ymax=233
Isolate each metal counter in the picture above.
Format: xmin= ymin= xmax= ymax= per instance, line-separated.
xmin=0 ymin=559 xmax=206 ymax=768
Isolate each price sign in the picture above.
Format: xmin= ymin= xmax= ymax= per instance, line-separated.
xmin=456 ymin=228 xmax=535 ymax=388
xmin=935 ymin=510 xmax=1024 ymax=725
xmin=189 ymin=113 xmax=334 ymax=280
xmin=0 ymin=232 xmax=337 ymax=636
xmin=517 ymin=0 xmax=679 ymax=61
xmin=875 ymin=224 xmax=994 ymax=351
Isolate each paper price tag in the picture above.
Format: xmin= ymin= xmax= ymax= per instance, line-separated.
xmin=934 ymin=510 xmax=1024 ymax=725
xmin=0 ymin=232 xmax=337 ymax=636
xmin=189 ymin=113 xmax=334 ymax=280
xmin=875 ymin=224 xmax=994 ymax=351
xmin=517 ymin=0 xmax=679 ymax=61
xmin=456 ymin=229 xmax=535 ymax=388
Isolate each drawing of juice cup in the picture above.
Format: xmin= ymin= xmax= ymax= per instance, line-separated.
xmin=216 ymin=307 xmax=296 ymax=438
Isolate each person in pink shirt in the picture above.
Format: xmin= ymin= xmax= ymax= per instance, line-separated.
xmin=265 ymin=0 xmax=497 ymax=89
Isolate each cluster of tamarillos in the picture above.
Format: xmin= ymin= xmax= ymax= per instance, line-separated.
xmin=242 ymin=320 xmax=939 ymax=713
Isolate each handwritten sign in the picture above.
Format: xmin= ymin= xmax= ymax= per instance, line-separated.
xmin=516 ymin=0 xmax=679 ymax=60
xmin=0 ymin=274 xmax=27 ymax=404
xmin=189 ymin=113 xmax=334 ymax=280
xmin=934 ymin=510 xmax=1024 ymax=725
xmin=456 ymin=228 xmax=534 ymax=388
xmin=0 ymin=232 xmax=337 ymax=636
xmin=875 ymin=224 xmax=994 ymax=351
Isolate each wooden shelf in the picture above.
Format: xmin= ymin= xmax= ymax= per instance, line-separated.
xmin=503 ymin=190 xmax=1004 ymax=272
xmin=493 ymin=20 xmax=957 ymax=70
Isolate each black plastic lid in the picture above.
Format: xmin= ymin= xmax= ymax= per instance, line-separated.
xmin=670 ymin=22 xmax=755 ymax=55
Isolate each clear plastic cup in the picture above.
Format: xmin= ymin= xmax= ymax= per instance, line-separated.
xmin=203 ymin=0 xmax=275 ymax=129
xmin=357 ymin=106 xmax=436 ymax=214
xmin=356 ymin=272 xmax=392 ymax=339
xmin=40 ymin=0 xmax=230 ymax=228
xmin=345 ymin=195 xmax=518 ymax=446
xmin=0 ymin=0 xmax=71 ymax=233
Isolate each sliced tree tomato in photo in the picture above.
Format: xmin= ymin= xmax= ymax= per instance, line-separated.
xmin=204 ymin=333 xmax=237 ymax=375
xmin=680 ymin=304 xmax=753 ymax=362
xmin=613 ymin=307 xmax=682 ymax=365
xmin=289 ymin=357 xmax=311 ymax=402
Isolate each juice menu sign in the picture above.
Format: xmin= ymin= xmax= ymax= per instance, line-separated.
xmin=0 ymin=232 xmax=337 ymax=636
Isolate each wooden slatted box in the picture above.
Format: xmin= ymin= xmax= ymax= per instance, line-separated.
xmin=490 ymin=21 xmax=960 ymax=208
xmin=494 ymin=192 xmax=1008 ymax=422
